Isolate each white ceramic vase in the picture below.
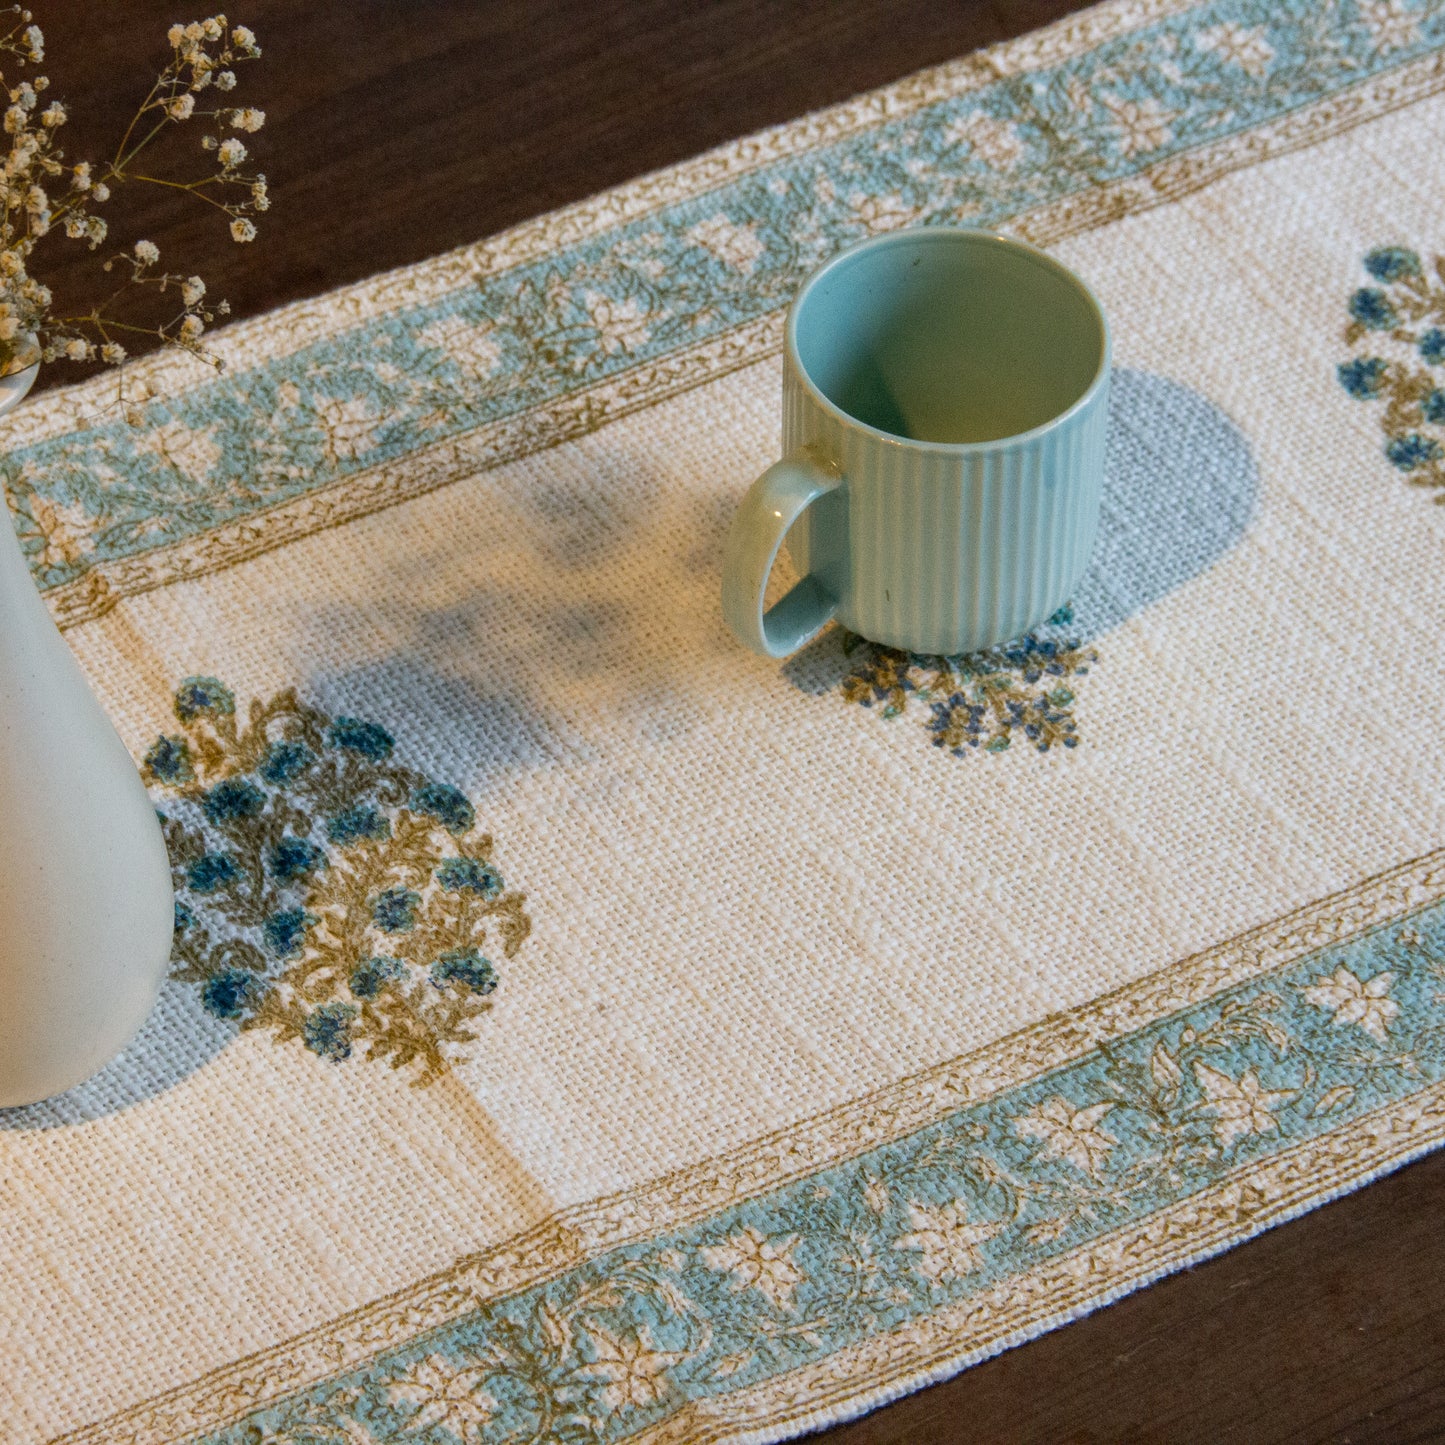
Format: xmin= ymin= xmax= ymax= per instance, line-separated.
xmin=0 ymin=361 xmax=174 ymax=1107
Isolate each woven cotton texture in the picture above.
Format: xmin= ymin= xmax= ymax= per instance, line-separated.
xmin=5 ymin=0 xmax=1445 ymax=1440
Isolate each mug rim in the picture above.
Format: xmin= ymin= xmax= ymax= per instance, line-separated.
xmin=784 ymin=225 xmax=1112 ymax=454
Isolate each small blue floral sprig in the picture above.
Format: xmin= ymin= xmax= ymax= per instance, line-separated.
xmin=1338 ymin=245 xmax=1445 ymax=500
xmin=145 ymin=677 xmax=531 ymax=1083
xmin=839 ymin=606 xmax=1095 ymax=758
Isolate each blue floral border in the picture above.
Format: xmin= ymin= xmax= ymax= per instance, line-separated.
xmin=178 ymin=886 xmax=1445 ymax=1443
xmin=5 ymin=0 xmax=1445 ymax=612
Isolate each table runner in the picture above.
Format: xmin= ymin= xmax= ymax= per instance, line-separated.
xmin=4 ymin=0 xmax=1445 ymax=1439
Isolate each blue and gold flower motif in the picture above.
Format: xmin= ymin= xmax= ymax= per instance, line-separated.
xmin=436 ymin=856 xmax=503 ymax=897
xmin=174 ymin=676 xmax=234 ymax=723
xmin=201 ymin=777 xmax=266 ymax=824
xmin=201 ymin=968 xmax=266 ymax=1020
xmin=187 ymin=851 xmax=240 ymax=893
xmin=267 ymin=836 xmax=326 ymax=882
xmin=430 ymin=947 xmax=498 ymax=996
xmin=841 ymin=624 xmax=1093 ymax=760
xmin=1348 ymin=287 xmax=1397 ymax=331
xmin=411 ymin=782 xmax=475 ymax=833
xmin=327 ymin=804 xmax=389 ymax=845
xmin=328 ymin=717 xmax=394 ymax=758
xmin=1338 ymin=245 xmax=1445 ymax=501
xmin=349 ymin=956 xmax=406 ymax=998
xmin=144 ymin=734 xmax=194 ymax=785
xmin=1385 ymin=434 xmax=1444 ymax=471
xmin=151 ymin=681 xmax=531 ymax=1083
xmin=263 ymin=907 xmax=314 ymax=959
xmin=303 ymin=1002 xmax=357 ymax=1061
xmin=1337 ymin=357 xmax=1388 ymax=399
xmin=1363 ymin=246 xmax=1421 ymax=282
xmin=259 ymin=739 xmax=313 ymax=785
xmin=371 ymin=886 xmax=421 ymax=933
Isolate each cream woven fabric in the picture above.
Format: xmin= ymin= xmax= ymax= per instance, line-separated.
xmin=4 ymin=1 xmax=1445 ymax=1441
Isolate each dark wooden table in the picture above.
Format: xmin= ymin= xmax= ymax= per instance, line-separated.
xmin=35 ymin=3 xmax=1445 ymax=1440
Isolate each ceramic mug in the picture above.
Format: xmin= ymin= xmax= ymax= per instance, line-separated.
xmin=721 ymin=227 xmax=1111 ymax=658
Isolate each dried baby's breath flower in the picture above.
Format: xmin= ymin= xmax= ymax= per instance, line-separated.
xmin=0 ymin=6 xmax=269 ymax=390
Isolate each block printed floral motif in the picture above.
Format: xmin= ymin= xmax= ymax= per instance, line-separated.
xmin=1337 ymin=244 xmax=1445 ymax=500
xmin=144 ymin=678 xmax=530 ymax=1083
xmin=837 ymin=605 xmax=1095 ymax=759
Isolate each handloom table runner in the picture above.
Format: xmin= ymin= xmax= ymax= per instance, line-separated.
xmin=5 ymin=1 xmax=1445 ymax=1440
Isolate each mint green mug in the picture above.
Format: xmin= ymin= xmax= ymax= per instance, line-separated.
xmin=722 ymin=227 xmax=1111 ymax=658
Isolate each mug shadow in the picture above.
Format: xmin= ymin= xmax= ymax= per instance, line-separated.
xmin=0 ymin=367 xmax=1254 ymax=1129
xmin=782 ymin=366 xmax=1259 ymax=693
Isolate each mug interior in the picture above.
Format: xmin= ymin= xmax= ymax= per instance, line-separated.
xmin=792 ymin=230 xmax=1106 ymax=445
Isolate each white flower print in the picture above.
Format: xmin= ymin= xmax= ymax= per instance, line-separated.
xmin=700 ymin=1224 xmax=804 ymax=1311
xmin=386 ymin=1353 xmax=495 ymax=1441
xmin=891 ymin=1199 xmax=1001 ymax=1283
xmin=849 ymin=191 xmax=917 ymax=233
xmin=582 ymin=289 xmax=653 ymax=356
xmin=862 ymin=1175 xmax=891 ymax=1216
xmin=1098 ymin=94 xmax=1175 ymax=157
xmin=1193 ymin=1063 xmax=1296 ymax=1147
xmin=942 ymin=111 xmax=1025 ymax=171
xmin=419 ymin=315 xmax=503 ymax=377
xmin=1014 ymin=1095 xmax=1118 ymax=1177
xmin=1302 ymin=965 xmax=1399 ymax=1044
xmin=1356 ymin=0 xmax=1422 ymax=52
xmin=582 ymin=1324 xmax=685 ymax=1411
xmin=144 ymin=418 xmax=221 ymax=483
xmin=314 ymin=394 xmax=380 ymax=464
xmin=1193 ymin=22 xmax=1275 ymax=76
xmin=685 ymin=214 xmax=764 ymax=273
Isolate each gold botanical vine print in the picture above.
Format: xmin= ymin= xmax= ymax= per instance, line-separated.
xmin=144 ymin=678 xmax=530 ymax=1083
xmin=1338 ymin=245 xmax=1445 ymax=500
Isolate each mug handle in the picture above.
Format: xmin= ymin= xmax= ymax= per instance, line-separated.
xmin=721 ymin=449 xmax=843 ymax=658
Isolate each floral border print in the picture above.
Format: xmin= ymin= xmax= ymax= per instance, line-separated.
xmin=144 ymin=679 xmax=530 ymax=1084
xmin=6 ymin=0 xmax=1445 ymax=620
xmin=1338 ymin=244 xmax=1445 ymax=500
xmin=193 ymin=899 xmax=1445 ymax=1444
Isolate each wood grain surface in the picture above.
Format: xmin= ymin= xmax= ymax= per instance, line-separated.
xmin=30 ymin=2 xmax=1445 ymax=1440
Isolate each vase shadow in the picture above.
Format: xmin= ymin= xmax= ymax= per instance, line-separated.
xmin=782 ymin=366 xmax=1259 ymax=693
